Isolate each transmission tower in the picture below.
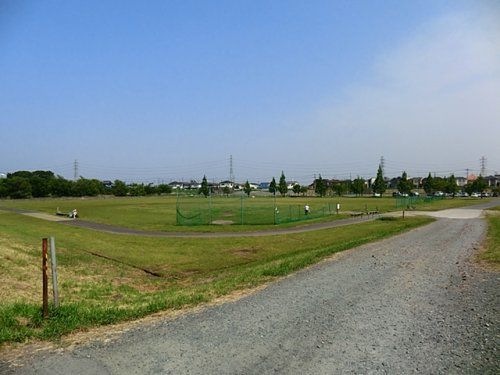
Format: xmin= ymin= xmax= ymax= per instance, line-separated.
xmin=480 ymin=156 xmax=486 ymax=176
xmin=379 ymin=156 xmax=385 ymax=176
xmin=229 ymin=155 xmax=234 ymax=182
xmin=73 ymin=159 xmax=79 ymax=180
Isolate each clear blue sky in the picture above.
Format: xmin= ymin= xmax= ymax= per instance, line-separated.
xmin=1 ymin=0 xmax=499 ymax=183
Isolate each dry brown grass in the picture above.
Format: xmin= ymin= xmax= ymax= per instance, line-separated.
xmin=0 ymin=237 xmax=39 ymax=303
xmin=0 ymin=234 xmax=165 ymax=306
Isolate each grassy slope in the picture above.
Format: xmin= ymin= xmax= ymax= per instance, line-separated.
xmin=0 ymin=211 xmax=433 ymax=344
xmin=0 ymin=195 xmax=484 ymax=232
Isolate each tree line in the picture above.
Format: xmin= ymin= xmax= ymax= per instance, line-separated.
xmin=0 ymin=168 xmax=493 ymax=200
xmin=0 ymin=171 xmax=172 ymax=199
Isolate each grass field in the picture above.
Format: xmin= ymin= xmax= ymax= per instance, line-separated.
xmin=0 ymin=209 xmax=433 ymax=344
xmin=481 ymin=209 xmax=500 ymax=268
xmin=0 ymin=195 xmax=487 ymax=232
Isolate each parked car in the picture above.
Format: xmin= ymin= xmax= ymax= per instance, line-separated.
xmin=470 ymin=192 xmax=480 ymax=198
xmin=434 ymin=191 xmax=444 ymax=197
xmin=393 ymin=191 xmax=410 ymax=197
xmin=372 ymin=192 xmax=381 ymax=197
xmin=409 ymin=191 xmax=420 ymax=197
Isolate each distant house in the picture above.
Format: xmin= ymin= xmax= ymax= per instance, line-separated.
xmin=258 ymin=182 xmax=270 ymax=190
xmin=485 ymin=175 xmax=500 ymax=188
xmin=467 ymin=174 xmax=477 ymax=182
xmin=388 ymin=177 xmax=400 ymax=189
xmin=188 ymin=180 xmax=201 ymax=189
xmin=219 ymin=180 xmax=234 ymax=189
xmin=168 ymin=181 xmax=189 ymax=189
xmin=248 ymin=182 xmax=259 ymax=190
xmin=410 ymin=177 xmax=421 ymax=189
xmin=455 ymin=177 xmax=467 ymax=187
xmin=287 ymin=181 xmax=299 ymax=190
xmin=308 ymin=178 xmax=347 ymax=191
xmin=367 ymin=177 xmax=376 ymax=188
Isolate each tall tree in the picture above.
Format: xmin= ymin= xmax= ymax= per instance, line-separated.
xmin=472 ymin=175 xmax=487 ymax=196
xmin=314 ymin=174 xmax=327 ymax=197
xmin=423 ymin=173 xmax=434 ymax=194
xmin=278 ymin=171 xmax=288 ymax=197
xmin=445 ymin=175 xmax=459 ymax=197
xmin=269 ymin=177 xmax=277 ymax=195
xmin=464 ymin=182 xmax=474 ymax=196
xmin=372 ymin=165 xmax=386 ymax=196
xmin=351 ymin=177 xmax=365 ymax=196
xmin=397 ymin=171 xmax=412 ymax=194
xmin=199 ymin=175 xmax=209 ymax=197
xmin=243 ymin=180 xmax=252 ymax=196
xmin=292 ymin=183 xmax=301 ymax=196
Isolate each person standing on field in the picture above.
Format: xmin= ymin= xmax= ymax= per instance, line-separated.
xmin=304 ymin=204 xmax=310 ymax=215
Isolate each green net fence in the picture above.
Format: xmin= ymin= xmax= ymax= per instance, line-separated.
xmin=176 ymin=195 xmax=340 ymax=226
xmin=395 ymin=195 xmax=444 ymax=209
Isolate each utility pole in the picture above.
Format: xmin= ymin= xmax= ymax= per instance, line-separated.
xmin=73 ymin=159 xmax=79 ymax=180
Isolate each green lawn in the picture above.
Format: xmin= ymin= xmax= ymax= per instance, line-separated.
xmin=0 ymin=195 xmax=485 ymax=232
xmin=0 ymin=210 xmax=433 ymax=344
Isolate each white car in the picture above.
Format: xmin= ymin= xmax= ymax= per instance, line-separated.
xmin=471 ymin=192 xmax=480 ymax=198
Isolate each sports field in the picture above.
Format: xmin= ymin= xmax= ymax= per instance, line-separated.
xmin=0 ymin=195 xmax=487 ymax=232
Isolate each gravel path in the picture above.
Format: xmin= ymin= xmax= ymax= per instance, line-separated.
xmin=3 ymin=215 xmax=498 ymax=374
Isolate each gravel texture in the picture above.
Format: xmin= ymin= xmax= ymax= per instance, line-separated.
xmin=2 ymin=214 xmax=498 ymax=374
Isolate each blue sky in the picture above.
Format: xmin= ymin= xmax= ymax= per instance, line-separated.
xmin=1 ymin=0 xmax=499 ymax=183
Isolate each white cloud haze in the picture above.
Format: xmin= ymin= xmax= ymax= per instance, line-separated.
xmin=302 ymin=8 xmax=500 ymax=178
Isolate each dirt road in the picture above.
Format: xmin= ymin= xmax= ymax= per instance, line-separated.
xmin=3 ymin=207 xmax=498 ymax=374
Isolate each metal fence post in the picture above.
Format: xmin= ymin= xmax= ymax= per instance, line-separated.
xmin=50 ymin=237 xmax=59 ymax=308
xmin=42 ymin=238 xmax=48 ymax=318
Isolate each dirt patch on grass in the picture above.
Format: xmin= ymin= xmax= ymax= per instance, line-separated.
xmin=212 ymin=220 xmax=234 ymax=225
xmin=229 ymin=248 xmax=258 ymax=257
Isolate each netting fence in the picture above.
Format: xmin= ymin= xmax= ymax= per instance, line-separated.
xmin=395 ymin=195 xmax=444 ymax=209
xmin=176 ymin=195 xmax=340 ymax=226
